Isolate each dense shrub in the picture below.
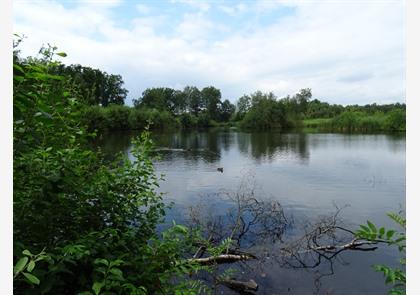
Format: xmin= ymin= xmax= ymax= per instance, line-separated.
xmin=179 ymin=113 xmax=198 ymax=128
xmin=384 ymin=109 xmax=405 ymax=131
xmin=197 ymin=112 xmax=211 ymax=127
xmin=144 ymin=108 xmax=178 ymax=129
xmin=13 ymin=46 xmax=210 ymax=294
xmin=82 ymin=106 xmax=108 ymax=132
xmin=331 ymin=111 xmax=364 ymax=131
xmin=306 ymin=110 xmax=405 ymax=132
xmin=128 ymin=108 xmax=148 ymax=130
xmin=103 ymin=105 xmax=131 ymax=130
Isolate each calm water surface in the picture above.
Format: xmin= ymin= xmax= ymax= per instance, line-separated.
xmin=97 ymin=130 xmax=405 ymax=295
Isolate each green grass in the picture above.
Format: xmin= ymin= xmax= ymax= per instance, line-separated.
xmin=303 ymin=118 xmax=333 ymax=128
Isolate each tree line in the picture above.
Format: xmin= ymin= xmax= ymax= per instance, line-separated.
xmin=15 ymin=42 xmax=405 ymax=132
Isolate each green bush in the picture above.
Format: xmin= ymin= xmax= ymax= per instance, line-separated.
xmin=385 ymin=109 xmax=405 ymax=131
xmin=103 ymin=104 xmax=131 ymax=130
xmin=82 ymin=106 xmax=108 ymax=132
xmin=197 ymin=112 xmax=211 ymax=128
xmin=331 ymin=111 xmax=364 ymax=131
xmin=128 ymin=108 xmax=148 ymax=130
xmin=179 ymin=113 xmax=198 ymax=129
xmin=13 ymin=45 xmax=211 ymax=294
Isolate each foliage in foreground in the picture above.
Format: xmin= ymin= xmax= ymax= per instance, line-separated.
xmin=357 ymin=213 xmax=406 ymax=295
xmin=13 ymin=42 xmax=211 ymax=294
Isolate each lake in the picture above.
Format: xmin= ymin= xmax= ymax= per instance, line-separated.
xmin=96 ymin=129 xmax=405 ymax=294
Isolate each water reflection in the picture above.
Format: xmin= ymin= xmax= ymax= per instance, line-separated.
xmin=93 ymin=130 xmax=405 ymax=295
xmin=180 ymin=175 xmax=391 ymax=295
xmin=92 ymin=131 xmax=405 ymax=167
xmin=237 ymin=132 xmax=310 ymax=163
xmin=94 ymin=130 xmax=312 ymax=164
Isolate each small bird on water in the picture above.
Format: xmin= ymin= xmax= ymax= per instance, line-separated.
xmin=217 ymin=167 xmax=223 ymax=173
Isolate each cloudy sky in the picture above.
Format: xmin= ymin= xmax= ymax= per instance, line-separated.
xmin=14 ymin=0 xmax=405 ymax=105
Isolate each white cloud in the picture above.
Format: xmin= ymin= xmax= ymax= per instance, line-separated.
xmin=13 ymin=0 xmax=404 ymax=105
xmin=136 ymin=3 xmax=151 ymax=14
xmin=170 ymin=0 xmax=210 ymax=12
xmin=218 ymin=3 xmax=248 ymax=16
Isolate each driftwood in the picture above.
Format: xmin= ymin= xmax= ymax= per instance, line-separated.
xmin=219 ymin=278 xmax=258 ymax=292
xmin=189 ymin=253 xmax=256 ymax=265
xmin=310 ymin=239 xmax=378 ymax=252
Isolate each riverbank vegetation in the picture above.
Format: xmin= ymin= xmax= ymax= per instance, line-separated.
xmin=13 ymin=41 xmax=217 ymax=294
xmin=80 ymin=86 xmax=405 ymax=133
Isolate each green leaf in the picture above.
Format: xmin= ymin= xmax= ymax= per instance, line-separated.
xmin=14 ymin=257 xmax=28 ymax=275
xmin=27 ymin=261 xmax=35 ymax=272
xmin=386 ymin=230 xmax=396 ymax=239
xmin=92 ymin=281 xmax=104 ymax=295
xmin=378 ymin=227 xmax=385 ymax=238
xmin=23 ymin=272 xmax=40 ymax=285
xmin=13 ymin=64 xmax=24 ymax=73
xmin=22 ymin=249 xmax=32 ymax=256
xmin=94 ymin=258 xmax=109 ymax=266
xmin=173 ymin=224 xmax=188 ymax=234
xmin=109 ymin=268 xmax=123 ymax=279
xmin=109 ymin=259 xmax=124 ymax=268
xmin=56 ymin=52 xmax=67 ymax=57
xmin=359 ymin=224 xmax=370 ymax=233
xmin=367 ymin=220 xmax=377 ymax=233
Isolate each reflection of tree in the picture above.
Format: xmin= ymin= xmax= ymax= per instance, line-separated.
xmin=237 ymin=132 xmax=310 ymax=163
xmin=183 ymin=174 xmax=381 ymax=294
xmin=95 ymin=130 xmax=312 ymax=166
xmin=187 ymin=173 xmax=288 ymax=249
xmin=90 ymin=131 xmax=134 ymax=161
xmin=149 ymin=130 xmax=223 ymax=164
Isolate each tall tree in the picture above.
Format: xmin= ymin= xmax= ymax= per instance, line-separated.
xmin=183 ymin=86 xmax=203 ymax=115
xmin=201 ymin=86 xmax=222 ymax=120
xmin=220 ymin=99 xmax=236 ymax=122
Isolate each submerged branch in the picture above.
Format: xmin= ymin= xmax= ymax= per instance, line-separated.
xmin=219 ymin=278 xmax=258 ymax=293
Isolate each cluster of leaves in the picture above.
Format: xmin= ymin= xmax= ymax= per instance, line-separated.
xmin=13 ymin=39 xmax=213 ymax=294
xmin=356 ymin=213 xmax=406 ymax=295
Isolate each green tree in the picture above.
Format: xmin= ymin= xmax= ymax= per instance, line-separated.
xmin=52 ymin=64 xmax=128 ymax=106
xmin=241 ymin=92 xmax=288 ymax=129
xmin=220 ymin=99 xmax=235 ymax=122
xmin=235 ymin=94 xmax=251 ymax=121
xmin=201 ymin=86 xmax=222 ymax=120
xmin=183 ymin=86 xmax=203 ymax=115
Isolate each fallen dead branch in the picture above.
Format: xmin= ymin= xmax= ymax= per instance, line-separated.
xmin=310 ymin=238 xmax=378 ymax=252
xmin=189 ymin=253 xmax=256 ymax=265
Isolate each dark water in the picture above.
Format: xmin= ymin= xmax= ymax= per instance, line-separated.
xmin=96 ymin=129 xmax=405 ymax=294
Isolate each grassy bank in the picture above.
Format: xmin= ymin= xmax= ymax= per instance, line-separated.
xmin=302 ymin=110 xmax=405 ymax=132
